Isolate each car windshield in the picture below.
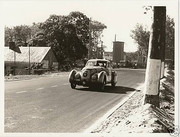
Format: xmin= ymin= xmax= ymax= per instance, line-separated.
xmin=85 ymin=61 xmax=96 ymax=67
xmin=86 ymin=60 xmax=107 ymax=67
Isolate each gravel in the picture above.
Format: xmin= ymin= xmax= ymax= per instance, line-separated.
xmin=90 ymin=68 xmax=175 ymax=133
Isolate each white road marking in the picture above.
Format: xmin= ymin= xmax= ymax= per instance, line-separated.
xmin=31 ymin=116 xmax=44 ymax=119
xmin=51 ymin=85 xmax=58 ymax=87
xmin=62 ymin=83 xmax=69 ymax=86
xmin=16 ymin=91 xmax=27 ymax=94
xmin=36 ymin=87 xmax=44 ymax=90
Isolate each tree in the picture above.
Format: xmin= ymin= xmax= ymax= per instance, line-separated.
xmin=13 ymin=25 xmax=31 ymax=46
xmin=4 ymin=11 xmax=107 ymax=66
xmin=126 ymin=51 xmax=139 ymax=62
xmin=89 ymin=20 xmax=107 ymax=59
xmin=39 ymin=12 xmax=89 ymax=65
xmin=130 ymin=24 xmax=150 ymax=55
xmin=28 ymin=30 xmax=46 ymax=47
xmin=130 ymin=15 xmax=175 ymax=65
xmin=5 ymin=27 xmax=14 ymax=46
xmin=68 ymin=11 xmax=90 ymax=47
xmin=30 ymin=22 xmax=41 ymax=36
xmin=5 ymin=25 xmax=32 ymax=47
xmin=130 ymin=24 xmax=150 ymax=66
xmin=165 ymin=16 xmax=175 ymax=61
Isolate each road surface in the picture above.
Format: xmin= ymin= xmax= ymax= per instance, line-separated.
xmin=5 ymin=68 xmax=145 ymax=132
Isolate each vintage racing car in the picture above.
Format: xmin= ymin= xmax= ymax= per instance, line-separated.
xmin=69 ymin=59 xmax=117 ymax=91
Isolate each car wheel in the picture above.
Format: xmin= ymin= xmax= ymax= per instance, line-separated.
xmin=111 ymin=82 xmax=116 ymax=88
xmin=89 ymin=85 xmax=94 ymax=90
xmin=111 ymin=72 xmax=116 ymax=88
xmin=100 ymin=79 xmax=106 ymax=91
xmin=71 ymin=83 xmax=76 ymax=89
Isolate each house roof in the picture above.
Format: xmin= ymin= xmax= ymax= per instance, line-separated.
xmin=4 ymin=47 xmax=51 ymax=63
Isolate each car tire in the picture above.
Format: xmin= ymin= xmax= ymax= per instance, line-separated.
xmin=89 ymin=85 xmax=94 ymax=90
xmin=71 ymin=83 xmax=76 ymax=89
xmin=111 ymin=82 xmax=116 ymax=88
xmin=100 ymin=79 xmax=106 ymax=91
xmin=111 ymin=72 xmax=116 ymax=88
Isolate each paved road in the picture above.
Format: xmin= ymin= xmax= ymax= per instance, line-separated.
xmin=5 ymin=68 xmax=145 ymax=132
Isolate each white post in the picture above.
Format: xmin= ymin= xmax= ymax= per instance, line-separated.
xmin=144 ymin=6 xmax=166 ymax=107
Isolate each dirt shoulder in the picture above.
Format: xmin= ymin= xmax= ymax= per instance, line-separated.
xmin=90 ymin=68 xmax=175 ymax=133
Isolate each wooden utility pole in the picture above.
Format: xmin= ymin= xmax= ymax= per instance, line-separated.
xmin=144 ymin=6 xmax=166 ymax=107
xmin=160 ymin=8 xmax=166 ymax=78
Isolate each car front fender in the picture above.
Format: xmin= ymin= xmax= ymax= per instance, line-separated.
xmin=97 ymin=71 xmax=106 ymax=83
xmin=69 ymin=69 xmax=77 ymax=83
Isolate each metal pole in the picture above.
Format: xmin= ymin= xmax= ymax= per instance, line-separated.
xmin=144 ymin=6 xmax=166 ymax=107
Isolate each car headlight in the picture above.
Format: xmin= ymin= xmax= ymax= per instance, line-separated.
xmin=83 ymin=71 xmax=88 ymax=77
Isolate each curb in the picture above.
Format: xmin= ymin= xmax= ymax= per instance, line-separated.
xmin=84 ymin=84 xmax=144 ymax=133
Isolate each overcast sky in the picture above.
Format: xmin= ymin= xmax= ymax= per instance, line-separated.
xmin=0 ymin=0 xmax=177 ymax=52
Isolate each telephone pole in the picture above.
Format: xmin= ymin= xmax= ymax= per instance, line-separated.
xmin=144 ymin=6 xmax=166 ymax=107
xmin=160 ymin=8 xmax=166 ymax=78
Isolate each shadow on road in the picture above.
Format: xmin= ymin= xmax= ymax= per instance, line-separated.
xmin=76 ymin=85 xmax=137 ymax=94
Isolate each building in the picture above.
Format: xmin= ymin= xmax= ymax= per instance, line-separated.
xmin=4 ymin=47 xmax=58 ymax=75
xmin=112 ymin=41 xmax=125 ymax=63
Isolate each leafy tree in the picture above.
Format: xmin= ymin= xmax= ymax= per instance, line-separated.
xmin=30 ymin=22 xmax=41 ymax=36
xmin=130 ymin=15 xmax=175 ymax=64
xmin=4 ymin=11 xmax=107 ymax=66
xmin=126 ymin=51 xmax=139 ymax=62
xmin=89 ymin=20 xmax=107 ymax=59
xmin=13 ymin=25 xmax=31 ymax=46
xmin=39 ymin=12 xmax=89 ymax=65
xmin=5 ymin=25 xmax=31 ymax=47
xmin=28 ymin=30 xmax=46 ymax=47
xmin=68 ymin=11 xmax=90 ymax=46
xmin=165 ymin=16 xmax=174 ymax=60
xmin=5 ymin=27 xmax=14 ymax=46
xmin=130 ymin=24 xmax=150 ymax=64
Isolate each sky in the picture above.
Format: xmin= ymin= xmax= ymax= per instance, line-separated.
xmin=0 ymin=0 xmax=178 ymax=52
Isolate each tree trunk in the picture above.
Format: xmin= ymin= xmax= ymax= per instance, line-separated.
xmin=160 ymin=8 xmax=166 ymax=78
xmin=144 ymin=6 xmax=166 ymax=107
